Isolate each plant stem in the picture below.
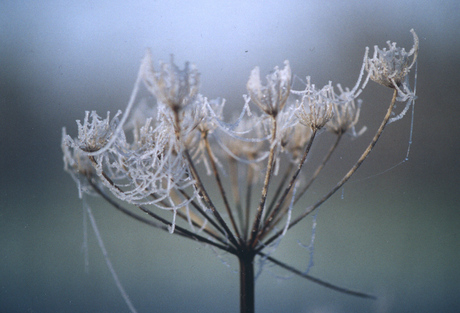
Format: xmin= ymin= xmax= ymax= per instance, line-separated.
xmin=249 ymin=117 xmax=277 ymax=245
xmin=261 ymin=253 xmax=376 ymax=299
xmin=204 ymin=135 xmax=241 ymax=240
xmin=256 ymin=128 xmax=317 ymax=243
xmin=184 ymin=149 xmax=240 ymax=248
xmin=294 ymin=131 xmax=343 ymax=205
xmin=239 ymin=251 xmax=255 ymax=313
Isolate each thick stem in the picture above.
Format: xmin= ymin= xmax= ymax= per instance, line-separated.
xmin=239 ymin=252 xmax=255 ymax=313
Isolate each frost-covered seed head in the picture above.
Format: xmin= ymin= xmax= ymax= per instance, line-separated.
xmin=62 ymin=128 xmax=94 ymax=176
xmin=142 ymin=50 xmax=200 ymax=111
xmin=76 ymin=111 xmax=120 ymax=153
xmin=247 ymin=61 xmax=291 ymax=117
xmin=197 ymin=97 xmax=225 ymax=134
xmin=365 ymin=29 xmax=418 ymax=89
xmin=296 ymin=79 xmax=334 ymax=130
xmin=326 ymin=86 xmax=364 ymax=136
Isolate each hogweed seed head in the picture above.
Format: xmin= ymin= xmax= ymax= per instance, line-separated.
xmin=295 ymin=78 xmax=334 ymax=130
xmin=62 ymin=127 xmax=94 ymax=176
xmin=326 ymin=85 xmax=366 ymax=137
xmin=247 ymin=61 xmax=291 ymax=117
xmin=76 ymin=111 xmax=122 ymax=153
xmin=62 ymin=30 xmax=418 ymax=309
xmin=365 ymin=29 xmax=418 ymax=90
xmin=142 ymin=50 xmax=200 ymax=111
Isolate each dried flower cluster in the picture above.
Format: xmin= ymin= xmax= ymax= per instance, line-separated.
xmin=62 ymin=30 xmax=418 ymax=313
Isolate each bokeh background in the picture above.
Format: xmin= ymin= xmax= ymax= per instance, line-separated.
xmin=1 ymin=1 xmax=459 ymax=312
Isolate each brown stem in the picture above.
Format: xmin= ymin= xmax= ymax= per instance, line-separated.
xmin=177 ymin=189 xmax=227 ymax=237
xmin=249 ymin=117 xmax=277 ymax=245
xmin=244 ymin=162 xmax=255 ymax=241
xmin=229 ymin=158 xmax=244 ymax=233
xmin=204 ymin=135 xmax=241 ymax=240
xmin=294 ymin=131 xmax=343 ymax=205
xmin=255 ymin=128 xmax=317 ymax=244
xmin=263 ymin=161 xmax=294 ymax=222
xmin=184 ymin=149 xmax=240 ymax=248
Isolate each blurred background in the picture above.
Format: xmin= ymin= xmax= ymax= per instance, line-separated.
xmin=1 ymin=1 xmax=459 ymax=312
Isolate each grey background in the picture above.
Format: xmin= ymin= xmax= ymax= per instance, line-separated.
xmin=1 ymin=1 xmax=459 ymax=312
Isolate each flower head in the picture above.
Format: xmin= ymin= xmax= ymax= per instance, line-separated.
xmin=326 ymin=85 xmax=366 ymax=137
xmin=62 ymin=128 xmax=93 ymax=175
xmin=295 ymin=78 xmax=334 ymax=130
xmin=75 ymin=110 xmax=122 ymax=153
xmin=365 ymin=29 xmax=418 ymax=89
xmin=247 ymin=61 xmax=291 ymax=117
xmin=142 ymin=50 xmax=200 ymax=111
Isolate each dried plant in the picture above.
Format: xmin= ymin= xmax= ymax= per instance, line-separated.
xmin=62 ymin=30 xmax=418 ymax=313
